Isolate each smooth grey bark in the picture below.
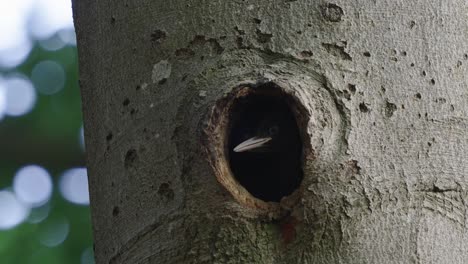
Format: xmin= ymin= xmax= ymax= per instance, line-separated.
xmin=73 ymin=0 xmax=468 ymax=263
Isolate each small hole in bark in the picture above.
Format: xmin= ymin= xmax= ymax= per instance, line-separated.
xmin=385 ymin=101 xmax=397 ymax=117
xmin=158 ymin=78 xmax=167 ymax=85
xmin=227 ymin=85 xmax=303 ymax=202
xmin=158 ymin=183 xmax=175 ymax=201
xmin=322 ymin=3 xmax=344 ymax=22
xmin=124 ymin=148 xmax=138 ymax=168
xmin=150 ymin=29 xmax=167 ymax=44
xmin=300 ymin=50 xmax=313 ymax=58
xmin=112 ymin=206 xmax=119 ymax=217
xmin=348 ymin=84 xmax=356 ymax=94
xmin=359 ymin=102 xmax=369 ymax=113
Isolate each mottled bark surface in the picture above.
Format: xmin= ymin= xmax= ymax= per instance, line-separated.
xmin=73 ymin=1 xmax=468 ymax=263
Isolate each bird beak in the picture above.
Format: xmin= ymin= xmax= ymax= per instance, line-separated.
xmin=233 ymin=137 xmax=272 ymax=152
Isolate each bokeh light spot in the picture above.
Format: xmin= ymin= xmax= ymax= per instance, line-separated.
xmin=13 ymin=165 xmax=53 ymax=207
xmin=29 ymin=0 xmax=74 ymax=40
xmin=58 ymin=28 xmax=76 ymax=46
xmin=79 ymin=125 xmax=85 ymax=151
xmin=59 ymin=168 xmax=90 ymax=205
xmin=38 ymin=217 xmax=70 ymax=247
xmin=81 ymin=247 xmax=95 ymax=264
xmin=39 ymin=34 xmax=66 ymax=51
xmin=0 ymin=0 xmax=33 ymax=68
xmin=31 ymin=60 xmax=65 ymax=95
xmin=0 ymin=190 xmax=30 ymax=230
xmin=3 ymin=75 xmax=36 ymax=116
xmin=27 ymin=203 xmax=51 ymax=224
xmin=0 ymin=83 xmax=7 ymax=120
xmin=0 ymin=40 xmax=32 ymax=69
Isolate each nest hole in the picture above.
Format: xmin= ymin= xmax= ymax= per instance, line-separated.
xmin=227 ymin=85 xmax=304 ymax=202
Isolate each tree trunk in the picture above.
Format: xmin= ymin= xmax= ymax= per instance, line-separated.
xmin=73 ymin=1 xmax=468 ymax=263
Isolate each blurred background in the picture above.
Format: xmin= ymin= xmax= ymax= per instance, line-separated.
xmin=0 ymin=0 xmax=93 ymax=263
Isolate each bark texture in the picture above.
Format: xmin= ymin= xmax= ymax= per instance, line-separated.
xmin=73 ymin=0 xmax=468 ymax=263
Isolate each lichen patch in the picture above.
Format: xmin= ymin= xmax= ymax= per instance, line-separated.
xmin=151 ymin=60 xmax=172 ymax=84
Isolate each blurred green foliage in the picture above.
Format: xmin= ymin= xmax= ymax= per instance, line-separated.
xmin=0 ymin=36 xmax=93 ymax=263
